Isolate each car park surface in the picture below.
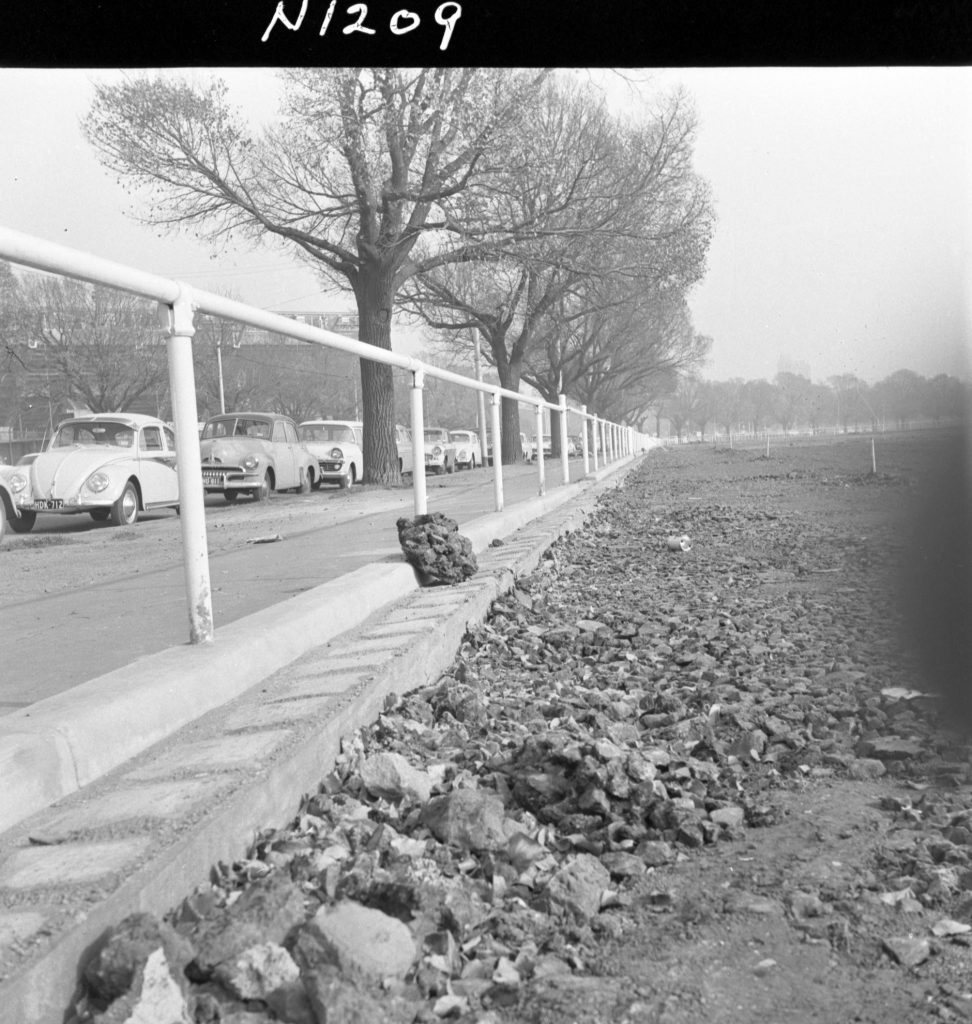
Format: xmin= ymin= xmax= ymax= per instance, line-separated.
xmin=0 ymin=413 xmax=180 ymax=534
xmin=299 ymin=419 xmax=363 ymax=489
xmin=5 ymin=461 xmax=595 ymax=708
xmin=199 ymin=411 xmax=317 ymax=500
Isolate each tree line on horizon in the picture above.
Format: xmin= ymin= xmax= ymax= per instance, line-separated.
xmin=655 ymin=369 xmax=969 ymax=441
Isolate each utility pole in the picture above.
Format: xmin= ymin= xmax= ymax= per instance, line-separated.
xmin=473 ymin=328 xmax=488 ymax=465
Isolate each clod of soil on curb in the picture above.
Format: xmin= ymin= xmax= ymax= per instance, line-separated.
xmin=396 ymin=512 xmax=478 ymax=586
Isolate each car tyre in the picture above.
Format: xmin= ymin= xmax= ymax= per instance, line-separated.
xmin=339 ymin=465 xmax=356 ymax=489
xmin=446 ymin=456 xmax=455 ymax=474
xmin=110 ymin=481 xmax=139 ymax=527
xmin=9 ymin=509 xmax=35 ymax=534
xmin=224 ymin=490 xmax=239 ymax=503
xmin=90 ymin=509 xmax=110 ymax=522
xmin=299 ymin=467 xmax=312 ymax=494
xmin=0 ymin=500 xmax=5 ymax=543
xmin=254 ymin=471 xmax=272 ymax=501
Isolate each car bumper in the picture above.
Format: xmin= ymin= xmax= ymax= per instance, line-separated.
xmin=317 ymin=459 xmax=350 ymax=483
xmin=15 ymin=495 xmax=109 ymax=513
xmin=201 ymin=468 xmax=262 ymax=491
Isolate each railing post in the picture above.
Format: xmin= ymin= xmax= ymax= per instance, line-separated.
xmin=535 ymin=402 xmax=546 ymax=497
xmin=558 ymin=393 xmax=570 ymax=484
xmin=158 ymin=288 xmax=213 ymax=645
xmin=581 ymin=404 xmax=590 ymax=475
xmin=592 ymin=416 xmax=600 ymax=471
xmin=410 ymin=369 xmax=428 ymax=516
xmin=490 ymin=391 xmax=504 ymax=512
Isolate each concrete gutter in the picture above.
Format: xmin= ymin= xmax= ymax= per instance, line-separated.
xmin=0 ymin=456 xmax=636 ymax=834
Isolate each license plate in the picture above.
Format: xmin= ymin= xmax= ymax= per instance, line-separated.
xmin=202 ymin=471 xmax=226 ymax=486
xmin=26 ymin=499 xmax=63 ymax=510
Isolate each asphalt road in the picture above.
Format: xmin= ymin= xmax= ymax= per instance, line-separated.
xmin=2 ymin=461 xmax=580 ymax=712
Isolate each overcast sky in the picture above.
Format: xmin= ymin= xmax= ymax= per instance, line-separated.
xmin=0 ymin=67 xmax=967 ymax=385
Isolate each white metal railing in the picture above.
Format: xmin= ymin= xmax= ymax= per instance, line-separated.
xmin=0 ymin=226 xmax=650 ymax=644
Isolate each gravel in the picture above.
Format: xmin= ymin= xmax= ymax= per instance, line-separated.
xmin=70 ymin=431 xmax=972 ymax=1024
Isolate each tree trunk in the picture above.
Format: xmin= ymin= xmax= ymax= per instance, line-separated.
xmin=548 ymin=406 xmax=562 ymax=458
xmin=500 ymin=395 xmax=521 ymax=463
xmin=487 ymin=332 xmax=524 ymax=464
xmin=353 ymin=262 xmax=401 ymax=486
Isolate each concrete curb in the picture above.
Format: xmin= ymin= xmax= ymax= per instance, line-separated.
xmin=0 ymin=561 xmax=420 ymax=833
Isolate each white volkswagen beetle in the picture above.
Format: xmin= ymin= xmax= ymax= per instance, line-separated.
xmin=0 ymin=413 xmax=180 ymax=532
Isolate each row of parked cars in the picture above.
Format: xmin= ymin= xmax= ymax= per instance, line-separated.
xmin=0 ymin=412 xmax=493 ymax=541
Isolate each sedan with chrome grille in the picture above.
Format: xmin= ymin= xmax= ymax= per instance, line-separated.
xmin=299 ymin=419 xmax=363 ymax=489
xmin=199 ymin=412 xmax=317 ymax=502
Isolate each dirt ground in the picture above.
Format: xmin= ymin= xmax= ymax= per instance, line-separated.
xmin=73 ymin=430 xmax=972 ymax=1024
xmin=0 ymin=485 xmax=401 ymax=602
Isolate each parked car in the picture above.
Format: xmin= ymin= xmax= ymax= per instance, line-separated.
xmin=0 ymin=413 xmax=180 ymax=532
xmin=199 ymin=412 xmax=317 ymax=501
xmin=395 ymin=424 xmax=414 ymax=475
xmin=484 ymin=432 xmax=535 ymax=464
xmin=567 ymin=434 xmax=583 ymax=457
xmin=0 ymin=476 xmax=15 ymax=543
xmin=535 ymin=434 xmax=553 ymax=459
xmin=422 ymin=427 xmax=458 ymax=474
xmin=448 ymin=429 xmax=481 ymax=470
xmin=299 ymin=419 xmax=362 ymax=489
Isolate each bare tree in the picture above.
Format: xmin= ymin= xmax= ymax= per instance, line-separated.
xmin=400 ymin=78 xmax=713 ymax=462
xmin=17 ymin=275 xmax=168 ymax=415
xmin=85 ymin=68 xmax=550 ymax=483
xmin=772 ymin=372 xmax=812 ymax=434
xmin=566 ymin=289 xmax=711 ymax=426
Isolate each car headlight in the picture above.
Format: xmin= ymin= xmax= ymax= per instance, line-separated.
xmin=242 ymin=454 xmax=259 ymax=470
xmin=432 ymin=445 xmax=442 ymax=458
xmin=9 ymin=473 xmax=27 ymax=493
xmin=328 ymin=447 xmax=344 ymax=460
xmin=86 ymin=471 xmax=110 ymax=493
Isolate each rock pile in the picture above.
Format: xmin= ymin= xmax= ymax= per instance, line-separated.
xmin=397 ymin=513 xmax=478 ymax=586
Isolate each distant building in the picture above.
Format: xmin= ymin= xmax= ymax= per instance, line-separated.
xmin=777 ymin=354 xmax=812 ymax=380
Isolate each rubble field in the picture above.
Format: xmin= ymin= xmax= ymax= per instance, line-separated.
xmin=71 ymin=430 xmax=972 ymax=1024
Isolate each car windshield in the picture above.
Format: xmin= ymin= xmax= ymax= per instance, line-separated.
xmin=424 ymin=429 xmax=447 ymax=442
xmin=300 ymin=424 xmax=356 ymax=444
xmin=51 ymin=421 xmax=135 ymax=448
xmin=449 ymin=432 xmax=472 ymax=442
xmin=202 ymin=417 xmax=271 ymax=440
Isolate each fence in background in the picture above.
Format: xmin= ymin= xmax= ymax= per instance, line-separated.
xmin=0 ymin=226 xmax=648 ymax=645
